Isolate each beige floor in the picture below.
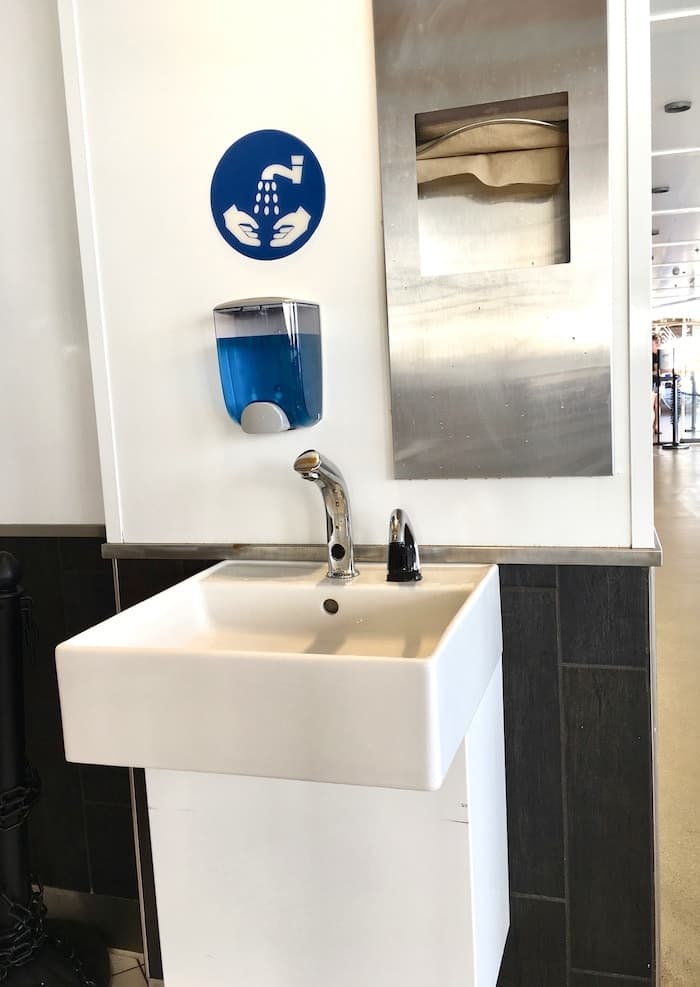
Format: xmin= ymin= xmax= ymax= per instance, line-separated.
xmin=655 ymin=443 xmax=700 ymax=986
xmin=110 ymin=949 xmax=147 ymax=985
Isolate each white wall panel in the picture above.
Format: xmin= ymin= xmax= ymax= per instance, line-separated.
xmin=0 ymin=0 xmax=103 ymax=525
xmin=59 ymin=0 xmax=653 ymax=548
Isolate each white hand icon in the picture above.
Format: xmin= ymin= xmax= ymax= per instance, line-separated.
xmin=270 ymin=207 xmax=311 ymax=248
xmin=223 ymin=204 xmax=261 ymax=246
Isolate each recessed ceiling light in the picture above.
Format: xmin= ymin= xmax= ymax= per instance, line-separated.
xmin=664 ymin=100 xmax=692 ymax=113
xmin=652 ymin=228 xmax=660 ymax=236
xmin=652 ymin=185 xmax=670 ymax=194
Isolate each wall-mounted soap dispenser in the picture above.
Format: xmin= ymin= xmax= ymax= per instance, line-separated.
xmin=213 ymin=298 xmax=322 ymax=433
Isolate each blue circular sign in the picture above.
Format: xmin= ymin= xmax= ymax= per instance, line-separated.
xmin=210 ymin=129 xmax=326 ymax=261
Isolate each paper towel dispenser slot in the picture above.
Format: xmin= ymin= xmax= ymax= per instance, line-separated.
xmin=415 ymin=92 xmax=570 ymax=277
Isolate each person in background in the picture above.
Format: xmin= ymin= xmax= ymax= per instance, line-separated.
xmin=652 ymin=333 xmax=660 ymax=433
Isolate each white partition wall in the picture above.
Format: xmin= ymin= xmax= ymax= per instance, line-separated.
xmin=58 ymin=0 xmax=654 ymax=549
xmin=1 ymin=0 xmax=102 ymax=525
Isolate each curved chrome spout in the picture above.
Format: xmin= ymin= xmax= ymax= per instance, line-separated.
xmin=294 ymin=450 xmax=358 ymax=580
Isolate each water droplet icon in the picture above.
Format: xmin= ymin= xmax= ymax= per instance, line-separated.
xmin=253 ymin=205 xmax=260 ymax=214
xmin=257 ymin=181 xmax=263 ymax=191
xmin=255 ymin=192 xmax=261 ymax=202
xmin=264 ymin=182 xmax=270 ymax=192
xmin=272 ymin=193 xmax=278 ymax=203
xmin=264 ymin=206 xmax=270 ymax=216
xmin=274 ymin=205 xmax=280 ymax=215
xmin=271 ymin=181 xmax=277 ymax=191
xmin=264 ymin=194 xmax=270 ymax=204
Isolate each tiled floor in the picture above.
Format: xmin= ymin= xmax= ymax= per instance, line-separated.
xmin=110 ymin=949 xmax=147 ymax=984
xmin=654 ymin=434 xmax=700 ymax=986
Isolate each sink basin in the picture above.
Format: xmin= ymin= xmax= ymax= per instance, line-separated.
xmin=56 ymin=561 xmax=502 ymax=790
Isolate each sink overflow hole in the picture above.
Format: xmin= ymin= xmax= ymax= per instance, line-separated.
xmin=323 ymin=598 xmax=339 ymax=615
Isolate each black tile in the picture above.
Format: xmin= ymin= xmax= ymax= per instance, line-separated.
xmin=57 ymin=537 xmax=109 ymax=573
xmin=564 ymin=666 xmax=654 ymax=979
xmin=80 ymin=765 xmax=131 ymax=806
xmin=497 ymin=896 xmax=566 ymax=987
xmin=28 ymin=756 xmax=90 ymax=892
xmin=499 ymin=565 xmax=557 ymax=589
xmin=116 ymin=559 xmax=186 ymax=610
xmin=558 ymin=566 xmax=650 ymax=667
xmin=85 ymin=802 xmax=138 ymax=899
xmin=501 ymin=589 xmax=565 ymax=897
xmin=62 ymin=570 xmax=116 ymax=637
xmin=571 ymin=972 xmax=652 ymax=987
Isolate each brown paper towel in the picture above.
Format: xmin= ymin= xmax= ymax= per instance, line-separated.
xmin=416 ymin=121 xmax=567 ymax=189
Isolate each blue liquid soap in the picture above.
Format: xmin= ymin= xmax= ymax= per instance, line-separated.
xmin=216 ymin=333 xmax=322 ymax=428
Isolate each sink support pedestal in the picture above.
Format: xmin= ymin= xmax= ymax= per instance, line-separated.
xmin=146 ymin=661 xmax=509 ymax=987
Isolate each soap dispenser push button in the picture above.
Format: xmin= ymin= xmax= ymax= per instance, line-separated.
xmin=213 ymin=298 xmax=322 ymax=433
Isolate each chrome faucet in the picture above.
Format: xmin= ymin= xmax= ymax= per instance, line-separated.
xmin=293 ymin=450 xmax=358 ymax=580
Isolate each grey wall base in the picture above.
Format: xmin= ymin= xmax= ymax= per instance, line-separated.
xmin=44 ymin=887 xmax=142 ymax=954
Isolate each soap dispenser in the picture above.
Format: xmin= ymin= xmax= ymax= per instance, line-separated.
xmin=213 ymin=297 xmax=322 ymax=433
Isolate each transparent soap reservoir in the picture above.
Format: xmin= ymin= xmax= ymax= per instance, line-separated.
xmin=213 ymin=298 xmax=322 ymax=433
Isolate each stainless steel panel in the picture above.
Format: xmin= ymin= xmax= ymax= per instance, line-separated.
xmin=372 ymin=0 xmax=612 ymax=478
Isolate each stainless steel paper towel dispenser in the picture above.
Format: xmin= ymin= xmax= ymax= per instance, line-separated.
xmin=372 ymin=0 xmax=612 ymax=479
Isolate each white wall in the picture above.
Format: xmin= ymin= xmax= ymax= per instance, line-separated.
xmin=653 ymin=300 xmax=700 ymax=319
xmin=58 ymin=0 xmax=654 ymax=548
xmin=0 ymin=0 xmax=103 ymax=525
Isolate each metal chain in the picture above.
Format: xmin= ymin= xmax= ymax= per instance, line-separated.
xmin=0 ymin=885 xmax=47 ymax=981
xmin=0 ymin=765 xmax=40 ymax=832
xmin=49 ymin=930 xmax=98 ymax=987
xmin=0 ymin=885 xmax=98 ymax=986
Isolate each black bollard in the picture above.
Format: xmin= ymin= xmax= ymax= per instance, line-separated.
xmin=0 ymin=552 xmax=32 ymax=928
xmin=0 ymin=551 xmax=111 ymax=985
xmin=662 ymin=368 xmax=690 ymax=451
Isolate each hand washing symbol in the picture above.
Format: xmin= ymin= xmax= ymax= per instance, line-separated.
xmin=231 ymin=156 xmax=307 ymax=248
xmin=211 ymin=131 xmax=325 ymax=260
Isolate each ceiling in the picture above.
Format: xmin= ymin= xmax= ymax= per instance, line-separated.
xmin=650 ymin=3 xmax=700 ymax=314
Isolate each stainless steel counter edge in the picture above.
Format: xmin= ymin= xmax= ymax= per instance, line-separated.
xmin=103 ymin=533 xmax=663 ymax=567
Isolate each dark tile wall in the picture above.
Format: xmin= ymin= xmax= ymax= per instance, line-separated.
xmin=497 ymin=565 xmax=654 ymax=987
xmin=1 ymin=537 xmax=138 ymax=902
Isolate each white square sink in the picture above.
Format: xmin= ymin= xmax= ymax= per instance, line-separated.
xmin=56 ymin=562 xmax=502 ymax=790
